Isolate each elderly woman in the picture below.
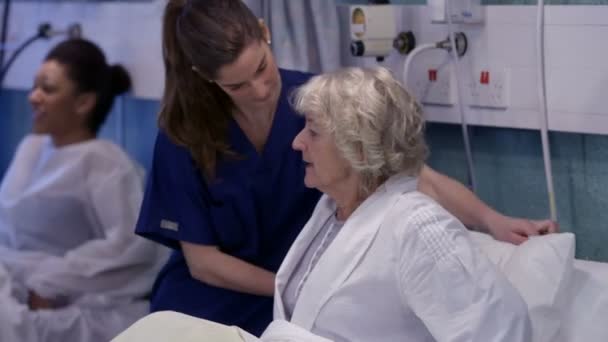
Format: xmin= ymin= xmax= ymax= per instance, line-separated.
xmin=272 ymin=66 xmax=532 ymax=341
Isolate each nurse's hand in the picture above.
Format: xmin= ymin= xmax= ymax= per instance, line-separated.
xmin=27 ymin=290 xmax=55 ymax=310
xmin=488 ymin=215 xmax=559 ymax=245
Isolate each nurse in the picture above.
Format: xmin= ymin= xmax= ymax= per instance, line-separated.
xmin=135 ymin=0 xmax=556 ymax=336
xmin=0 ymin=39 xmax=166 ymax=342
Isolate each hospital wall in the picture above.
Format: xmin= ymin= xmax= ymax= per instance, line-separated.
xmin=1 ymin=0 xmax=608 ymax=262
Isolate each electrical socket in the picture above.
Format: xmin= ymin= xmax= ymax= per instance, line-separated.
xmin=412 ymin=65 xmax=455 ymax=106
xmin=468 ymin=68 xmax=509 ymax=109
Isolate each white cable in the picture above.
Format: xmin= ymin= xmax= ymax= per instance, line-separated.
xmin=446 ymin=2 xmax=477 ymax=192
xmin=402 ymin=43 xmax=436 ymax=89
xmin=536 ymin=0 xmax=558 ymax=221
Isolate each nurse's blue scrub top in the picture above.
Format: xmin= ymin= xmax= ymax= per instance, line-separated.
xmin=135 ymin=69 xmax=321 ymax=336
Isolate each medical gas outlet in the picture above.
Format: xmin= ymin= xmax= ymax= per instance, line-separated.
xmin=349 ymin=5 xmax=415 ymax=61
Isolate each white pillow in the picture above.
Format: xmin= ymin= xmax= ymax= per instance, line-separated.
xmin=469 ymin=231 xmax=575 ymax=342
xmin=111 ymin=311 xmax=254 ymax=342
xmin=260 ymin=320 xmax=333 ymax=342
xmin=468 ymin=231 xmax=516 ymax=267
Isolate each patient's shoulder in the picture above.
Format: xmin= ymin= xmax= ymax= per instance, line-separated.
xmin=392 ymin=190 xmax=451 ymax=222
xmin=77 ymin=139 xmax=143 ymax=178
xmin=388 ymin=191 xmax=469 ymax=261
xmin=15 ymin=134 xmax=49 ymax=153
xmin=86 ymin=139 xmax=131 ymax=162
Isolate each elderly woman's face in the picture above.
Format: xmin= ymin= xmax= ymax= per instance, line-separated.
xmin=292 ymin=114 xmax=353 ymax=193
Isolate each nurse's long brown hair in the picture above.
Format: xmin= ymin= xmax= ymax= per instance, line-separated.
xmin=160 ymin=0 xmax=264 ymax=178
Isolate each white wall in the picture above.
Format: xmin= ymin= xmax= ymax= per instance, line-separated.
xmin=3 ymin=0 xmax=165 ymax=99
xmin=1 ymin=0 xmax=264 ymax=100
xmin=4 ymin=2 xmax=608 ymax=135
xmin=338 ymin=5 xmax=608 ymax=135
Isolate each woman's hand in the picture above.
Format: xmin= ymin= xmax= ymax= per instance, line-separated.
xmin=27 ymin=290 xmax=55 ymax=310
xmin=488 ymin=216 xmax=559 ymax=245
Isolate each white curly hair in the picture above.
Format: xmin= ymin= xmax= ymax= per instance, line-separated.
xmin=291 ymin=66 xmax=428 ymax=195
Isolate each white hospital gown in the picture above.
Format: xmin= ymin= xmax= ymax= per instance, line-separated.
xmin=274 ymin=174 xmax=532 ymax=341
xmin=0 ymin=134 xmax=167 ymax=342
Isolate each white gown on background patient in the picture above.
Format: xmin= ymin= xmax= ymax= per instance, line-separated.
xmin=0 ymin=134 xmax=167 ymax=342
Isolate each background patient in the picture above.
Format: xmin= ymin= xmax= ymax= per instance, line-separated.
xmin=271 ymin=66 xmax=532 ymax=341
xmin=0 ymin=38 xmax=166 ymax=342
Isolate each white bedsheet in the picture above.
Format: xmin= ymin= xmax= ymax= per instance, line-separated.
xmin=111 ymin=234 xmax=608 ymax=342
xmin=561 ymin=260 xmax=608 ymax=341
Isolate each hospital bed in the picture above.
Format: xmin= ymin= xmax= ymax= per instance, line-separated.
xmin=562 ymin=259 xmax=608 ymax=341
xmin=112 ymin=232 xmax=608 ymax=342
xmin=470 ymin=232 xmax=608 ymax=342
